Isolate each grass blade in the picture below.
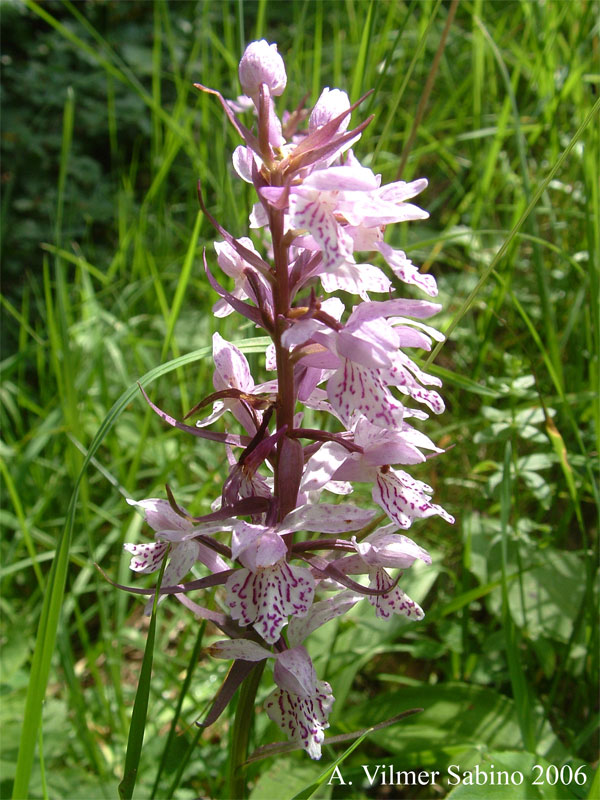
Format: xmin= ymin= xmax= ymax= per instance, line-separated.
xmin=151 ymin=622 xmax=206 ymax=798
xmin=160 ymin=210 xmax=203 ymax=363
xmin=118 ymin=554 xmax=168 ymax=800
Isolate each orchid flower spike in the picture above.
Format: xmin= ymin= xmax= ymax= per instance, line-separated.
xmin=118 ymin=38 xmax=455 ymax=762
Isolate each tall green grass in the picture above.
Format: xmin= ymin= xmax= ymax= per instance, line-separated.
xmin=2 ymin=1 xmax=598 ymax=798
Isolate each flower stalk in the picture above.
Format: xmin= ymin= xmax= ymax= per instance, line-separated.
xmin=227 ymin=661 xmax=265 ymax=799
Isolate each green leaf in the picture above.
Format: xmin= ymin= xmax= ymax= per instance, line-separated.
xmin=488 ymin=548 xmax=587 ymax=644
xmin=342 ymin=683 xmax=566 ymax=769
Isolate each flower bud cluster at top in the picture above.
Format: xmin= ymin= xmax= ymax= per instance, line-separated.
xmin=122 ymin=40 xmax=454 ymax=760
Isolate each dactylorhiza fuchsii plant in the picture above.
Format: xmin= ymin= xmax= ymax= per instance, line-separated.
xmin=120 ymin=40 xmax=454 ymax=762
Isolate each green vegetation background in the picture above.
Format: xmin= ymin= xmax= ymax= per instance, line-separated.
xmin=1 ymin=1 xmax=598 ymax=798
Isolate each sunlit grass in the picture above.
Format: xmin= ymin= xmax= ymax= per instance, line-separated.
xmin=2 ymin=1 xmax=598 ymax=798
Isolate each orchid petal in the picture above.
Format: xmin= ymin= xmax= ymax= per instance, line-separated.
xmin=288 ymin=189 xmax=354 ymax=271
xmin=194 ymin=399 xmax=228 ymax=428
xmin=353 ymin=529 xmax=431 ymax=568
xmin=378 ymin=178 xmax=428 ymax=203
xmin=225 ymin=562 xmax=315 ymax=644
xmin=124 ymin=540 xmax=169 ymax=573
xmin=208 ymin=639 xmax=272 ymax=662
xmin=300 ymin=442 xmax=350 ymax=493
xmin=368 ymin=567 xmax=425 ymax=620
xmin=213 ymin=332 xmax=254 ymax=391
xmin=239 ymin=40 xmax=287 ymax=100
xmin=319 ymin=262 xmax=391 ymax=300
xmin=373 ymin=467 xmax=454 ymax=529
xmin=162 ymin=540 xmax=199 ymax=587
xmin=231 ymin=522 xmax=286 ymax=566
xmin=157 ymin=518 xmax=236 ymax=542
xmin=282 ymin=502 xmax=376 ymax=534
xmin=274 ymin=646 xmax=317 ymax=696
xmin=232 ymin=145 xmax=259 ymax=183
xmin=327 ymin=359 xmax=404 ymax=429
xmin=239 ymin=531 xmax=287 ymax=571
xmin=281 ymin=318 xmax=325 ymax=348
xmin=264 ymin=680 xmax=334 ymax=760
xmin=336 ymin=319 xmax=398 ymax=369
xmin=309 ymin=88 xmax=351 ymax=133
xmin=287 ymin=591 xmax=362 ymax=647
xmin=196 ymin=542 xmax=230 ymax=574
xmin=383 ymin=355 xmax=445 ymax=415
xmin=126 ymin=497 xmax=191 ymax=532
xmin=347 ymin=299 xmax=442 ymax=326
xmin=377 ymin=242 xmax=438 ymax=297
xmin=303 ymin=165 xmax=378 ymax=192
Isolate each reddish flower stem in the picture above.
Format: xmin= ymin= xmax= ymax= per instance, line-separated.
xmin=269 ymin=172 xmax=298 ymax=521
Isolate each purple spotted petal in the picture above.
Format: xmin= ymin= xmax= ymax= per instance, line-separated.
xmin=124 ymin=540 xmax=169 ymax=573
xmin=319 ymin=262 xmax=391 ymax=300
xmin=139 ymin=539 xmax=202 ymax=615
xmin=377 ymin=242 xmax=438 ymax=297
xmin=367 ymin=567 xmax=425 ymax=620
xmin=264 ymin=680 xmax=334 ymax=760
xmin=342 ymin=194 xmax=429 ymax=227
xmin=347 ymin=298 xmax=442 ymax=326
xmin=373 ymin=467 xmax=454 ymax=529
xmin=378 ymin=177 xmax=428 ymax=203
xmin=381 ymin=353 xmax=445 ymax=415
xmin=302 ymin=165 xmax=378 ymax=192
xmin=300 ymin=442 xmax=350 ymax=493
xmin=225 ymin=562 xmax=315 ymax=644
xmin=288 ymin=189 xmax=354 ymax=271
xmin=327 ymin=359 xmax=404 ymax=428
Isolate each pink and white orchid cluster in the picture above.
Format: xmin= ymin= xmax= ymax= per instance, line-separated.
xmin=122 ymin=40 xmax=453 ymax=760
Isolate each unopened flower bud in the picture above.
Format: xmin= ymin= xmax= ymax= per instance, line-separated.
xmin=309 ymin=87 xmax=351 ymax=132
xmin=239 ymin=40 xmax=287 ymax=101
